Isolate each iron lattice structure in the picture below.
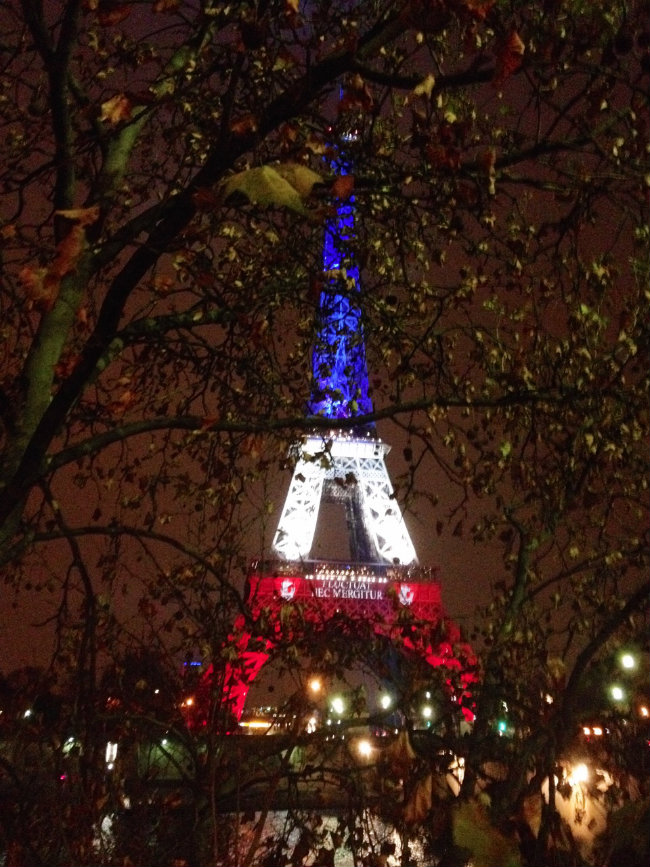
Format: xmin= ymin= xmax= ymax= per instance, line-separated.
xmin=209 ymin=133 xmax=474 ymax=724
xmin=273 ymin=135 xmax=416 ymax=567
xmin=272 ymin=432 xmax=417 ymax=565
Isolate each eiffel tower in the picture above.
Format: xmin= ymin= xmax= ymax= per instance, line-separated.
xmin=272 ymin=138 xmax=416 ymax=568
xmin=213 ymin=134 xmax=473 ymax=724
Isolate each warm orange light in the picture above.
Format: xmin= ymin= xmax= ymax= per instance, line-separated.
xmin=569 ymin=763 xmax=589 ymax=785
xmin=357 ymin=739 xmax=373 ymax=758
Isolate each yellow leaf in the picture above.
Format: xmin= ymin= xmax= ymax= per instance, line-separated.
xmin=413 ymin=73 xmax=436 ymax=97
xmin=56 ymin=205 xmax=100 ymax=227
xmin=222 ymin=164 xmax=322 ymax=214
xmin=274 ymin=162 xmax=322 ymax=198
xmin=100 ymin=93 xmax=132 ymax=125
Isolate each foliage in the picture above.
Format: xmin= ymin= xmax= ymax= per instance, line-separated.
xmin=0 ymin=0 xmax=648 ymax=864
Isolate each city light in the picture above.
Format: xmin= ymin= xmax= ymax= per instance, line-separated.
xmin=357 ymin=739 xmax=373 ymax=758
xmin=610 ymin=685 xmax=625 ymax=702
xmin=568 ymin=763 xmax=589 ymax=785
xmin=331 ymin=696 xmax=345 ymax=715
xmin=620 ymin=653 xmax=636 ymax=670
xmin=380 ymin=694 xmax=392 ymax=710
xmin=309 ymin=677 xmax=322 ymax=695
xmin=239 ymin=719 xmax=272 ymax=731
xmin=105 ymin=741 xmax=118 ymax=770
xmin=421 ymin=705 xmax=433 ymax=719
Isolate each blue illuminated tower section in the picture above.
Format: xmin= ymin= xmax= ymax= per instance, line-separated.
xmin=272 ymin=137 xmax=417 ymax=566
xmin=308 ymin=145 xmax=373 ymax=424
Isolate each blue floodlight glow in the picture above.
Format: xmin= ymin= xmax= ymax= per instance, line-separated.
xmin=308 ymin=145 xmax=373 ymax=425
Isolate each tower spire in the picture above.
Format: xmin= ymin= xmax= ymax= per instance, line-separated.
xmin=308 ymin=134 xmax=373 ymax=427
xmin=273 ymin=130 xmax=416 ymax=565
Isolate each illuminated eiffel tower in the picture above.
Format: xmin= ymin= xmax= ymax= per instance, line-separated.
xmin=272 ymin=138 xmax=416 ymax=568
xmin=214 ymin=135 xmax=473 ymax=724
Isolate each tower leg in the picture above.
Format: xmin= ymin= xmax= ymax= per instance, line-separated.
xmin=273 ymin=434 xmax=416 ymax=566
xmin=273 ymin=450 xmax=325 ymax=561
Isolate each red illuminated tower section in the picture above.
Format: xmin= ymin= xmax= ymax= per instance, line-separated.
xmin=221 ymin=134 xmax=473 ymax=722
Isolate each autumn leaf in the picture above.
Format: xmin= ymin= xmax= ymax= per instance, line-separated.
xmin=153 ymin=0 xmax=180 ymax=11
xmin=331 ymin=174 xmax=354 ymax=201
xmin=54 ymin=353 xmax=82 ymax=378
xmin=19 ymin=206 xmax=103 ymax=309
xmin=493 ymin=30 xmax=525 ymax=85
xmin=192 ymin=187 xmax=222 ymax=210
xmin=56 ymin=206 xmax=101 ymax=227
xmin=413 ymin=73 xmax=436 ymax=98
xmin=230 ymin=114 xmax=258 ymax=136
xmin=107 ymin=390 xmax=137 ymax=416
xmin=464 ymin=0 xmax=495 ymax=19
xmin=100 ymin=93 xmax=132 ymax=125
xmin=274 ymin=162 xmax=323 ymax=199
xmin=18 ymin=266 xmax=50 ymax=307
xmin=95 ymin=1 xmax=132 ymax=27
xmin=222 ymin=164 xmax=323 ymax=215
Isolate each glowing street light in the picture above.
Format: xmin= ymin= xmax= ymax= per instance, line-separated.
xmin=380 ymin=694 xmax=392 ymax=710
xmin=105 ymin=741 xmax=118 ymax=771
xmin=309 ymin=676 xmax=322 ymax=695
xmin=569 ymin=762 xmax=589 ymax=785
xmin=620 ymin=653 xmax=636 ymax=670
xmin=357 ymin=739 xmax=373 ymax=759
xmin=331 ymin=696 xmax=345 ymax=715
xmin=610 ymin=685 xmax=625 ymax=702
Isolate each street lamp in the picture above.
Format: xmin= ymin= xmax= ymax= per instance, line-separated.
xmin=357 ymin=738 xmax=373 ymax=759
xmin=620 ymin=653 xmax=636 ymax=670
xmin=570 ymin=763 xmax=589 ymax=784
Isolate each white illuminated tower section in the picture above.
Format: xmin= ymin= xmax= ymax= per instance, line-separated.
xmin=273 ymin=139 xmax=416 ymax=567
